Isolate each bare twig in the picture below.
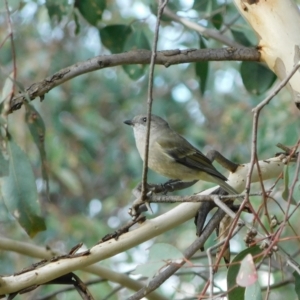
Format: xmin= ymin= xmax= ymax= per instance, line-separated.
xmin=163 ymin=7 xmax=242 ymax=48
xmin=253 ymin=61 xmax=300 ymax=112
xmin=141 ymin=0 xmax=169 ymax=203
xmin=5 ymin=0 xmax=17 ymax=82
xmin=127 ymin=208 xmax=226 ymax=300
xmin=206 ymin=222 xmax=243 ymax=298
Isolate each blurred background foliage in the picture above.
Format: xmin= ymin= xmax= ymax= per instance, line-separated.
xmin=0 ymin=0 xmax=299 ymax=299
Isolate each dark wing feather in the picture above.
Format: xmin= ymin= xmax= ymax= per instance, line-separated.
xmin=156 ymin=133 xmax=228 ymax=181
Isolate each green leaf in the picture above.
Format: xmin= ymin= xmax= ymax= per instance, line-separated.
xmin=231 ymin=29 xmax=252 ymax=47
xmin=227 ymin=246 xmax=263 ymax=300
xmin=240 ymin=62 xmax=277 ymax=95
xmin=73 ymin=11 xmax=81 ymax=35
xmin=293 ymin=271 xmax=300 ymax=298
xmin=195 ymin=37 xmax=209 ymax=94
xmin=25 ymin=103 xmax=49 ymax=200
xmin=0 ymin=137 xmax=46 ymax=237
xmin=75 ymin=0 xmax=106 ymax=26
xmin=122 ymin=28 xmax=151 ymax=80
xmin=211 ymin=13 xmax=223 ymax=30
xmin=99 ymin=25 xmax=132 ymax=54
xmin=245 ymin=281 xmax=263 ymax=300
xmin=45 ymin=0 xmax=68 ymax=23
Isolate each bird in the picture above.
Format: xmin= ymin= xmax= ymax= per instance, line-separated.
xmin=124 ymin=114 xmax=237 ymax=195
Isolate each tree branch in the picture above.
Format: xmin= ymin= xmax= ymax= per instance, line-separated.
xmin=0 ymin=236 xmax=168 ymax=300
xmin=9 ymin=47 xmax=260 ymax=113
xmin=163 ymin=7 xmax=242 ymax=47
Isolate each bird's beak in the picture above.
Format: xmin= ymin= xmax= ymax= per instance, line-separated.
xmin=124 ymin=119 xmax=133 ymax=126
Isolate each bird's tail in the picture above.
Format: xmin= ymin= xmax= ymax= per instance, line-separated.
xmin=211 ymin=176 xmax=238 ymax=195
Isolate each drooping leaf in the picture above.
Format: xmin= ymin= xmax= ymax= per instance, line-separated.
xmin=1 ymin=136 xmax=46 ymax=237
xmin=99 ymin=25 xmax=132 ymax=54
xmin=46 ymin=0 xmax=68 ymax=23
xmin=195 ymin=37 xmax=209 ymax=94
xmin=231 ymin=29 xmax=252 ymax=47
xmin=25 ymin=103 xmax=49 ymax=200
xmin=211 ymin=13 xmax=223 ymax=30
xmin=240 ymin=62 xmax=277 ymax=95
xmin=293 ymin=271 xmax=300 ymax=298
xmin=75 ymin=0 xmax=106 ymax=26
xmin=244 ymin=281 xmax=263 ymax=300
xmin=227 ymin=246 xmax=263 ymax=300
xmin=73 ymin=11 xmax=81 ymax=35
xmin=122 ymin=28 xmax=151 ymax=80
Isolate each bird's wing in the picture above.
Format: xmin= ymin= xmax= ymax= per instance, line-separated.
xmin=156 ymin=133 xmax=228 ymax=181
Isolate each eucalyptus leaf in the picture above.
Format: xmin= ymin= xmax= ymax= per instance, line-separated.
xmin=227 ymin=246 xmax=263 ymax=300
xmin=245 ymin=281 xmax=263 ymax=300
xmin=241 ymin=62 xmax=277 ymax=95
xmin=293 ymin=271 xmax=300 ymax=299
xmin=75 ymin=0 xmax=106 ymax=26
xmin=231 ymin=29 xmax=252 ymax=47
xmin=122 ymin=29 xmax=151 ymax=80
xmin=99 ymin=25 xmax=132 ymax=54
xmin=46 ymin=0 xmax=68 ymax=22
xmin=195 ymin=37 xmax=209 ymax=94
xmin=211 ymin=13 xmax=223 ymax=30
xmin=1 ymin=137 xmax=46 ymax=237
xmin=25 ymin=103 xmax=49 ymax=200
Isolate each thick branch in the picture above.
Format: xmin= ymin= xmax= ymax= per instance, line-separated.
xmin=0 ymin=237 xmax=167 ymax=300
xmin=10 ymin=47 xmax=259 ymax=113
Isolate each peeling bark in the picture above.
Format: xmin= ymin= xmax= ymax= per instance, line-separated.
xmin=234 ymin=0 xmax=300 ymax=108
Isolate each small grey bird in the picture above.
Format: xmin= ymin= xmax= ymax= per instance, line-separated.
xmin=124 ymin=114 xmax=237 ymax=195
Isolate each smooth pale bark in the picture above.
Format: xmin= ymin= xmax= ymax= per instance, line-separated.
xmin=233 ymin=0 xmax=300 ymax=107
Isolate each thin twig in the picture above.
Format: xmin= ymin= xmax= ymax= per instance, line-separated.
xmin=163 ymin=7 xmax=242 ymax=48
xmin=127 ymin=208 xmax=226 ymax=300
xmin=253 ymin=61 xmax=300 ymax=112
xmin=4 ymin=0 xmax=16 ymax=118
xmin=141 ymin=0 xmax=169 ymax=201
xmin=207 ymin=223 xmax=243 ymax=298
xmin=5 ymin=0 xmax=17 ymax=82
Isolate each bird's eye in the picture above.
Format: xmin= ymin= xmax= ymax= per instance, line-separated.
xmin=142 ymin=117 xmax=147 ymax=122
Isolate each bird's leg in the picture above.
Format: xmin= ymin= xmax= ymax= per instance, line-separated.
xmin=129 ymin=180 xmax=198 ymax=218
xmin=206 ymin=150 xmax=239 ymax=173
xmin=134 ymin=180 xmax=198 ymax=195
xmin=161 ymin=179 xmax=198 ymax=194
